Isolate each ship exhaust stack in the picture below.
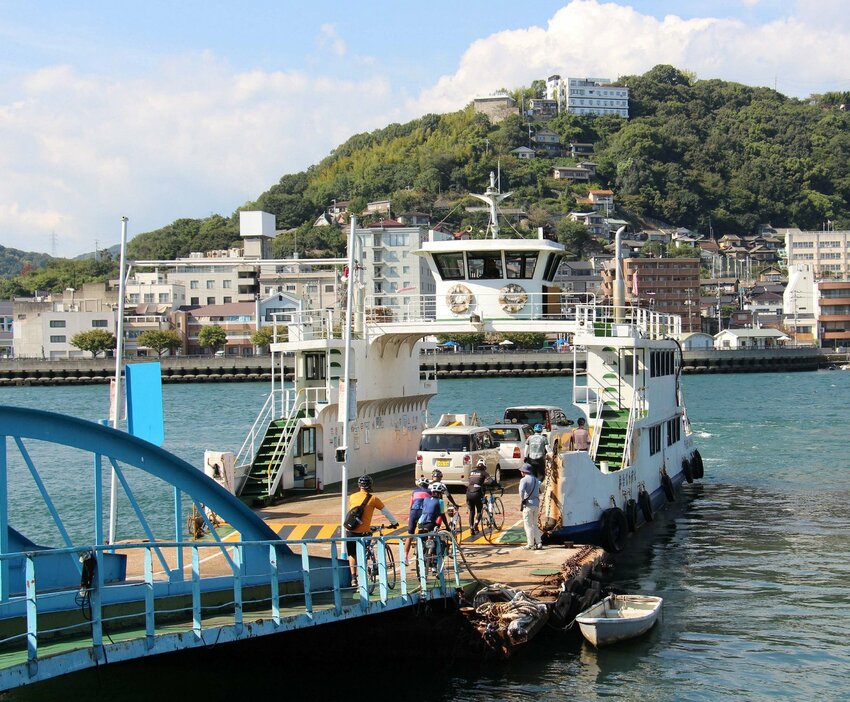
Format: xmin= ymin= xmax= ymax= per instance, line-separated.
xmin=613 ymin=226 xmax=626 ymax=322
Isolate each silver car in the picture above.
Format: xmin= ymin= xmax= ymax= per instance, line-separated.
xmin=488 ymin=423 xmax=534 ymax=475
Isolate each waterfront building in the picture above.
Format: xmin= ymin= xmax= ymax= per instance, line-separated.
xmin=816 ymin=279 xmax=850 ymax=349
xmin=714 ymin=328 xmax=790 ymax=350
xmin=0 ymin=300 xmax=12 ymax=357
xmin=784 ymin=227 xmax=850 ymax=278
xmin=784 ymin=264 xmax=817 ymax=346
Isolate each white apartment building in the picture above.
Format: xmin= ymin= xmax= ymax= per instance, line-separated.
xmin=565 ymin=78 xmax=629 ymax=118
xmin=784 ymin=227 xmax=850 ymax=278
xmin=13 ymin=298 xmax=117 ymax=359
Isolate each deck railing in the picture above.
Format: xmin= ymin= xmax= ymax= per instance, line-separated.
xmin=0 ymin=531 xmax=460 ymax=691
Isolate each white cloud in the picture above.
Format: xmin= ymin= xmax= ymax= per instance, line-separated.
xmin=411 ymin=0 xmax=850 ymax=113
xmin=317 ymin=24 xmax=347 ymax=57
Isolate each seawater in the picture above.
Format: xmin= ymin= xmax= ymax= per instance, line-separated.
xmin=2 ymin=371 xmax=850 ymax=701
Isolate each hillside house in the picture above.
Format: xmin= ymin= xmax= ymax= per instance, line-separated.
xmin=551 ymin=166 xmax=591 ymax=181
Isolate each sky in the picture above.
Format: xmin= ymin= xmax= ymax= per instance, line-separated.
xmin=2 ymin=0 xmax=850 ymax=258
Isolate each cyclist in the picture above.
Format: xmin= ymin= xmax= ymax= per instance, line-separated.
xmin=466 ymin=458 xmax=490 ymax=535
xmin=418 ymin=481 xmax=450 ymax=533
xmin=345 ymin=474 xmax=399 ymax=585
xmin=524 ymin=423 xmax=549 ymax=480
xmin=430 ymin=468 xmax=460 ymax=509
xmin=404 ymin=477 xmax=431 ymax=564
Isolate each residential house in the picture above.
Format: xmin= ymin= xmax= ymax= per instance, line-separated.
xmin=569 ymin=143 xmax=594 ymax=158
xmin=568 ymin=211 xmax=606 ymax=236
xmin=550 ymin=165 xmax=591 ymax=181
xmin=510 ymin=146 xmax=536 ymax=160
xmin=680 ymin=332 xmax=714 ymax=350
xmin=553 ymin=260 xmax=602 ymax=294
xmin=714 ymin=328 xmax=790 ymax=349
xmin=527 ymin=99 xmax=558 ymax=120
xmin=532 ymin=127 xmax=562 ymax=157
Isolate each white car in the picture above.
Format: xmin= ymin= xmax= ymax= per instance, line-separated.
xmin=488 ymin=423 xmax=534 ymax=475
xmin=416 ymin=420 xmax=502 ymax=487
xmin=502 ymin=406 xmax=574 ymax=452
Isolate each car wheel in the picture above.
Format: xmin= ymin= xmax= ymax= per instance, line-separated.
xmin=493 ymin=465 xmax=501 ymax=484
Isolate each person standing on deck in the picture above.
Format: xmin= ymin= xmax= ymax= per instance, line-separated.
xmin=519 ymin=464 xmax=542 ymax=550
xmin=345 ymin=475 xmax=399 ymax=585
xmin=525 ymin=424 xmax=549 ymax=479
xmin=570 ymin=417 xmax=590 ymax=451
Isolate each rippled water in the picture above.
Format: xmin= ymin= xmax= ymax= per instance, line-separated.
xmin=3 ymin=370 xmax=850 ymax=700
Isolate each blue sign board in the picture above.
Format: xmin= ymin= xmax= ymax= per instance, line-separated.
xmin=125 ymin=362 xmax=164 ymax=446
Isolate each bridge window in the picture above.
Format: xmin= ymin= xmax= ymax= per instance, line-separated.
xmin=542 ymin=253 xmax=565 ymax=281
xmin=505 ymin=251 xmax=538 ymax=279
xmin=666 ymin=417 xmax=681 ymax=445
xmin=467 ymin=252 xmax=503 ymax=279
xmin=433 ymin=253 xmax=465 ymax=280
xmin=305 ymin=353 xmax=326 ymax=380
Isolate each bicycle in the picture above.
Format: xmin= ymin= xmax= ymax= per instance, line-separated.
xmin=363 ymin=525 xmax=398 ymax=594
xmin=481 ymin=484 xmax=505 ymax=544
xmin=446 ymin=504 xmax=463 ymax=542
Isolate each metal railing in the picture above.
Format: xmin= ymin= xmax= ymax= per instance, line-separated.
xmin=0 ymin=531 xmax=460 ymax=690
xmin=234 ymin=388 xmax=285 ymax=483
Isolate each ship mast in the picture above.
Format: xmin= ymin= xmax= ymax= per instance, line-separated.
xmin=469 ymin=171 xmax=512 ymax=238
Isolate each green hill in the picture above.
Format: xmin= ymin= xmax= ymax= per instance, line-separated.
xmin=8 ymin=63 xmax=850 ymax=286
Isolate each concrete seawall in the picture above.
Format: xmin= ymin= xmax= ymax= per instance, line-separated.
xmin=0 ymin=347 xmax=828 ymax=387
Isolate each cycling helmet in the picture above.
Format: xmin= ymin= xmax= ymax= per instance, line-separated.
xmin=430 ymin=481 xmax=446 ymax=494
xmin=476 ymin=458 xmax=487 ymax=468
xmin=431 ymin=469 xmax=443 ymax=480
xmin=358 ymin=474 xmax=373 ymax=490
xmin=533 ymin=423 xmax=544 ymax=433
xmin=416 ymin=477 xmax=430 ymax=488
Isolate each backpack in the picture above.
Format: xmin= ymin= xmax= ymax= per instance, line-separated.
xmin=343 ymin=492 xmax=372 ymax=531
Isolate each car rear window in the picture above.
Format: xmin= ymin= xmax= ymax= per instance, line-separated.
xmin=490 ymin=427 xmax=520 ymax=442
xmin=504 ymin=409 xmax=546 ymax=426
xmin=419 ymin=434 xmax=470 ymax=452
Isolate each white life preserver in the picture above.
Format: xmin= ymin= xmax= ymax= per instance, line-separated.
xmin=446 ymin=283 xmax=473 ymax=314
xmin=499 ymin=283 xmax=528 ymax=314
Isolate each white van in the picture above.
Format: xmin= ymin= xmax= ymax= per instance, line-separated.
xmin=415 ymin=414 xmax=502 ymax=487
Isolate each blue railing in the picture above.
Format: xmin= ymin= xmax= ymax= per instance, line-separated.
xmin=0 ymin=531 xmax=461 ymax=691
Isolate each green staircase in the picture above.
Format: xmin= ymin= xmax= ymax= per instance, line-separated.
xmin=593 ymin=408 xmax=630 ymax=471
xmin=239 ymin=417 xmax=301 ymax=505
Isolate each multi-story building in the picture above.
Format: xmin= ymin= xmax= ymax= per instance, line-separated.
xmin=601 ymin=257 xmax=701 ymax=333
xmin=565 ymin=78 xmax=629 ymax=118
xmin=0 ymin=300 xmax=13 ymax=357
xmin=816 ymin=280 xmax=850 ymax=348
xmin=13 ymin=294 xmax=118 ymax=359
xmin=783 ymin=264 xmax=817 ymax=345
xmin=784 ymin=227 xmax=850 ymax=278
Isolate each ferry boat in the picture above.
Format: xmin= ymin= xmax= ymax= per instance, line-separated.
xmin=231 ymin=174 xmax=703 ymax=552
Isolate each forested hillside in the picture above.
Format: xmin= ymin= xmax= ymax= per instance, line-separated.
xmin=0 ymin=245 xmax=53 ymax=278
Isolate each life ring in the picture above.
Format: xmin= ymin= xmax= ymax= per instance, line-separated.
xmin=599 ymin=507 xmax=628 ymax=553
xmin=682 ymin=457 xmax=694 ymax=484
xmin=625 ymin=498 xmax=638 ymax=532
xmin=661 ymin=472 xmax=675 ymax=502
xmin=638 ymin=489 xmax=653 ymax=522
xmin=446 ymin=283 xmax=473 ymax=314
xmin=691 ymin=449 xmax=704 ymax=479
xmin=498 ymin=283 xmax=528 ymax=314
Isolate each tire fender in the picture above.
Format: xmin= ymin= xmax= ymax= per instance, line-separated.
xmin=638 ymin=489 xmax=653 ymax=523
xmin=661 ymin=472 xmax=675 ymax=502
xmin=599 ymin=507 xmax=628 ymax=553
xmin=691 ymin=449 xmax=704 ymax=479
xmin=682 ymin=457 xmax=694 ymax=484
xmin=625 ymin=498 xmax=638 ymax=532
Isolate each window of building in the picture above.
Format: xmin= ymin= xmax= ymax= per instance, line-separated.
xmin=190 ymin=280 xmax=199 ymax=289
xmin=190 ymin=297 xmax=199 ymax=305
xmin=49 ymin=335 xmax=66 ymax=343
xmin=324 ymin=284 xmax=335 ymax=293
xmin=285 ymin=284 xmax=296 ymax=292
xmin=144 ymin=293 xmax=154 ymax=302
xmin=129 ymin=293 xmax=140 ymax=303
xmin=92 ymin=319 xmax=108 ymax=328
xmin=305 ymin=353 xmax=326 ymax=380
xmin=206 ymin=280 xmax=215 ymax=289
xmin=207 ymin=297 xmax=215 ymax=305
xmin=223 ymin=296 xmax=232 ymax=303
xmin=49 ymin=320 xmax=66 ymax=328
xmin=159 ymin=293 xmax=169 ymax=303
xmin=222 ymin=280 xmax=231 ymax=289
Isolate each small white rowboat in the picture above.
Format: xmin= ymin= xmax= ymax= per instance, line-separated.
xmin=575 ymin=594 xmax=663 ymax=647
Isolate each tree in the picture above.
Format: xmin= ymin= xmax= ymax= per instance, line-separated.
xmin=70 ymin=329 xmax=116 ymax=358
xmin=500 ymin=333 xmax=546 ymax=349
xmin=137 ymin=329 xmax=182 ymax=358
xmin=435 ymin=333 xmax=484 ymax=350
xmin=251 ymin=326 xmax=288 ymax=349
xmin=198 ymin=325 xmax=227 ymax=354
xmin=555 ymin=219 xmax=591 ymax=259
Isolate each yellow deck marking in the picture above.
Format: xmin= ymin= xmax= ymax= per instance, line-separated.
xmin=286 ymin=523 xmax=312 ymax=541
xmin=317 ymin=524 xmax=339 ymax=538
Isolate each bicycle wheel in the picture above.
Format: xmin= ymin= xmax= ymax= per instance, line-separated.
xmin=492 ymin=497 xmax=505 ymax=531
xmin=383 ymin=544 xmax=397 ymax=590
xmin=451 ymin=512 xmax=463 ymax=541
xmin=482 ymin=508 xmax=496 ymax=543
xmin=366 ymin=547 xmax=378 ymax=595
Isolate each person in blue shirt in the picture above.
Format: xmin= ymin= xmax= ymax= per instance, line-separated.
xmin=404 ymin=478 xmax=431 ymax=564
xmin=519 ymin=463 xmax=542 ymax=549
xmin=418 ymin=482 xmax=449 ymax=532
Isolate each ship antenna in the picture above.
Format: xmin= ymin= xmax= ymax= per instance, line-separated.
xmin=469 ymin=171 xmax=512 ymax=239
